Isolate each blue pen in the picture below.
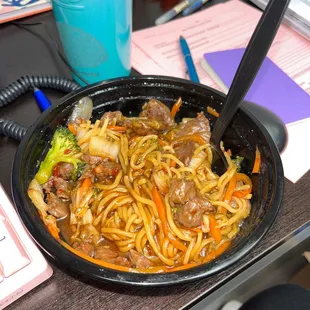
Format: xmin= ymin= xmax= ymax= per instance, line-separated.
xmin=33 ymin=87 xmax=52 ymax=112
xmin=179 ymin=36 xmax=200 ymax=83
xmin=155 ymin=0 xmax=197 ymax=25
xmin=182 ymin=0 xmax=210 ymax=16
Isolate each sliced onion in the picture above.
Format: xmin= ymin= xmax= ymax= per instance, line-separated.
xmin=27 ymin=178 xmax=49 ymax=215
xmin=76 ymin=126 xmax=88 ymax=140
xmin=189 ymin=151 xmax=207 ymax=170
xmin=89 ymin=136 xmax=120 ymax=160
xmin=80 ymin=224 xmax=100 ymax=244
xmin=153 ymin=170 xmax=169 ymax=193
xmin=81 ymin=209 xmax=93 ymax=225
xmin=70 ymin=212 xmax=78 ymax=225
xmin=68 ymin=96 xmax=93 ymax=124
xmin=201 ymin=215 xmax=210 ymax=233
xmin=180 ymin=118 xmax=192 ymax=124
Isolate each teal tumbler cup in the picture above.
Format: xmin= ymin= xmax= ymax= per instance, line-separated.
xmin=51 ymin=0 xmax=132 ymax=86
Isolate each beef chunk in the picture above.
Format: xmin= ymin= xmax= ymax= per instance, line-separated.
xmin=131 ymin=119 xmax=160 ymax=136
xmin=140 ymin=98 xmax=174 ymax=129
xmin=81 ymin=153 xmax=105 ymax=166
xmin=54 ymin=162 xmax=74 ymax=180
xmin=176 ymin=112 xmax=211 ymax=143
xmin=168 ymin=179 xmax=196 ymax=205
xmin=127 ymin=99 xmax=175 ymax=136
xmin=94 ymin=247 xmax=131 ymax=267
xmin=46 ymin=192 xmax=69 ymax=218
xmin=128 ymin=249 xmax=152 ymax=269
xmin=78 ymin=165 xmax=95 ymax=184
xmin=168 ymin=179 xmax=215 ymax=228
xmin=93 ymin=161 xmax=121 ymax=182
xmin=43 ymin=176 xmax=71 ymax=200
xmin=176 ymin=196 xmax=215 ymax=228
xmin=100 ymin=111 xmax=123 ymax=125
xmin=72 ymin=241 xmax=94 ymax=257
xmin=174 ymin=141 xmax=195 ymax=166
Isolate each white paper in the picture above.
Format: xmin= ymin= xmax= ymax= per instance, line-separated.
xmin=281 ymin=119 xmax=310 ymax=183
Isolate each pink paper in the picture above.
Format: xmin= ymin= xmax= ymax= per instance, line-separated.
xmin=132 ymin=0 xmax=310 ymax=94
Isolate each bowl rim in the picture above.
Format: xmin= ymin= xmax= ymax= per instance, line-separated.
xmin=11 ymin=75 xmax=284 ymax=286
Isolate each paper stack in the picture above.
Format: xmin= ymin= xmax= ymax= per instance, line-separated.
xmin=132 ymin=0 xmax=310 ymax=96
xmin=250 ymin=0 xmax=310 ymax=41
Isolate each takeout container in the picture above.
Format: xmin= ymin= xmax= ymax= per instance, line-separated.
xmin=11 ymin=76 xmax=283 ymax=286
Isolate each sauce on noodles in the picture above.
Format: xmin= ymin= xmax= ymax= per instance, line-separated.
xmin=28 ymin=98 xmax=253 ymax=273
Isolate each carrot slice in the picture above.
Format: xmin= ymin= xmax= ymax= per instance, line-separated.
xmin=174 ymin=134 xmax=206 ymax=145
xmin=152 ymin=186 xmax=187 ymax=252
xmin=168 ymin=263 xmax=197 ymax=272
xmin=185 ymin=227 xmax=203 ymax=233
xmin=220 ymin=149 xmax=236 ymax=213
xmin=233 ymin=188 xmax=251 ymax=198
xmin=207 ymin=106 xmax=219 ymax=118
xmin=158 ymin=138 xmax=167 ymax=147
xmin=224 ymin=175 xmax=237 ymax=204
xmin=252 ymin=147 xmax=261 ymax=174
xmin=224 ymin=173 xmax=252 ymax=203
xmin=68 ymin=123 xmax=76 ymax=135
xmin=215 ymin=241 xmax=231 ymax=256
xmin=42 ymin=213 xmax=60 ymax=241
xmin=203 ymin=241 xmax=231 ymax=264
xmin=152 ymin=186 xmax=168 ymax=233
xmin=169 ymin=235 xmax=187 ymax=252
xmin=107 ymin=125 xmax=127 ymax=131
xmin=170 ymin=97 xmax=182 ymax=118
xmin=81 ymin=177 xmax=92 ymax=188
xmin=203 ymin=250 xmax=216 ymax=263
xmin=209 ymin=215 xmax=222 ymax=244
xmin=170 ymin=161 xmax=176 ymax=168
xmin=46 ymin=223 xmax=60 ymax=240
xmin=233 ymin=173 xmax=252 ymax=198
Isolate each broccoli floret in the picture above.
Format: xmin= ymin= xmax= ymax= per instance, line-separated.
xmin=232 ymin=155 xmax=244 ymax=172
xmin=35 ymin=126 xmax=82 ymax=184
xmin=73 ymin=161 xmax=86 ymax=181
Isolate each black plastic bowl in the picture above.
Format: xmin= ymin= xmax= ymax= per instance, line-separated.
xmin=12 ymin=76 xmax=283 ymax=286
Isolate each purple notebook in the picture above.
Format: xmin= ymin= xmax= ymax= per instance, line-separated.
xmin=203 ymin=48 xmax=310 ymax=124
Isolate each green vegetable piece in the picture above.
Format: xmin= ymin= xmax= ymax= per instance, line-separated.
xmin=232 ymin=155 xmax=244 ymax=172
xmin=35 ymin=126 xmax=82 ymax=184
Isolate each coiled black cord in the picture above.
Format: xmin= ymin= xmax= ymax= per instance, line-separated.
xmin=0 ymin=119 xmax=27 ymax=142
xmin=0 ymin=75 xmax=80 ymax=107
xmin=0 ymin=75 xmax=81 ymax=141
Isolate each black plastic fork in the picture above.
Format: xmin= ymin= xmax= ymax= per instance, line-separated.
xmin=211 ymin=0 xmax=290 ymax=174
